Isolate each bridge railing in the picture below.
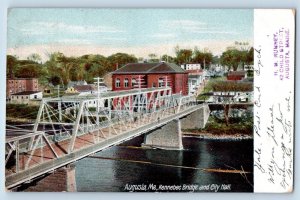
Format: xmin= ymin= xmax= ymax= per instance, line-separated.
xmin=5 ymin=87 xmax=199 ymax=181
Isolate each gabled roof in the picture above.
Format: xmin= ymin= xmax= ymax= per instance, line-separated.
xmin=74 ymin=85 xmax=95 ymax=92
xmin=228 ymin=71 xmax=247 ymax=76
xmin=11 ymin=91 xmax=41 ymax=95
xmin=112 ymin=62 xmax=186 ymax=74
xmin=67 ymin=80 xmax=87 ymax=88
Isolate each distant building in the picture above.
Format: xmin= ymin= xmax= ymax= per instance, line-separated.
xmin=65 ymin=84 xmax=96 ymax=95
xmin=93 ymin=82 xmax=108 ymax=94
xmin=212 ymin=91 xmax=253 ymax=103
xmin=245 ymin=65 xmax=254 ymax=71
xmin=227 ymin=71 xmax=247 ymax=81
xmin=212 ymin=81 xmax=253 ymax=103
xmin=112 ymin=62 xmax=188 ymax=95
xmin=103 ymin=73 xmax=113 ymax=91
xmin=181 ymin=63 xmax=201 ymax=70
xmin=186 ymin=69 xmax=206 ymax=95
xmin=67 ymin=80 xmax=87 ymax=88
xmin=10 ymin=91 xmax=43 ymax=104
xmin=6 ymin=78 xmax=39 ymax=98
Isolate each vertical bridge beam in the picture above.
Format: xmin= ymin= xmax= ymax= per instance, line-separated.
xmin=68 ymin=101 xmax=85 ymax=153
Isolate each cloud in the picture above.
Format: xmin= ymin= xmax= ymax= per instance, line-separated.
xmin=19 ymin=22 xmax=124 ymax=36
xmin=150 ymin=33 xmax=176 ymax=38
xmin=163 ymin=19 xmax=206 ymax=27
xmin=160 ymin=19 xmax=239 ymax=35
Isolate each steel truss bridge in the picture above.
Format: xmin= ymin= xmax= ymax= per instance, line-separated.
xmin=5 ymin=87 xmax=204 ymax=189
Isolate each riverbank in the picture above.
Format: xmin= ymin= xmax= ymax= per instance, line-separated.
xmin=182 ymin=131 xmax=253 ymax=140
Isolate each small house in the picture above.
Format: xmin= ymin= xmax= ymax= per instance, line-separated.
xmin=10 ymin=91 xmax=43 ymax=104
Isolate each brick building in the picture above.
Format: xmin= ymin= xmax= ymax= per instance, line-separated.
xmin=6 ymin=78 xmax=39 ymax=98
xmin=112 ymin=62 xmax=188 ymax=95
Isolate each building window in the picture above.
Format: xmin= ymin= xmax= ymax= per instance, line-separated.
xmin=124 ymin=78 xmax=129 ymax=88
xmin=132 ymin=78 xmax=137 ymax=87
xmin=116 ymin=78 xmax=121 ymax=88
xmin=152 ymin=83 xmax=156 ymax=88
xmin=34 ymin=95 xmax=37 ymax=99
xmin=158 ymin=78 xmax=164 ymax=87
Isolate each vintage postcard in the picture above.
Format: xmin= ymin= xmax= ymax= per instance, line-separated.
xmin=5 ymin=9 xmax=295 ymax=192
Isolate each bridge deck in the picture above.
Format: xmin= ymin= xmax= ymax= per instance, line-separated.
xmin=6 ymin=104 xmax=204 ymax=189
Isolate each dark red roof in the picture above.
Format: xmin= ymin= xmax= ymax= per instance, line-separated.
xmin=11 ymin=91 xmax=41 ymax=95
xmin=74 ymin=85 xmax=95 ymax=92
xmin=112 ymin=62 xmax=186 ymax=74
xmin=228 ymin=71 xmax=246 ymax=76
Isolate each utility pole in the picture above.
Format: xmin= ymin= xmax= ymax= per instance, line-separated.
xmin=58 ymin=85 xmax=62 ymax=121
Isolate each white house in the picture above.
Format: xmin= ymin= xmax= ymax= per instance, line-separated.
xmin=93 ymin=82 xmax=108 ymax=94
xmin=186 ymin=69 xmax=207 ymax=95
xmin=10 ymin=91 xmax=43 ymax=104
xmin=181 ymin=63 xmax=201 ymax=70
xmin=212 ymin=91 xmax=253 ymax=103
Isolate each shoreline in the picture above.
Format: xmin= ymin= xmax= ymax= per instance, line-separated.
xmin=182 ymin=131 xmax=253 ymax=140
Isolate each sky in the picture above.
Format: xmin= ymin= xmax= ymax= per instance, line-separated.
xmin=7 ymin=9 xmax=253 ymax=61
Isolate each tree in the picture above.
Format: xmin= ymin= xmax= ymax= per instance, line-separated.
xmin=148 ymin=53 xmax=159 ymax=63
xmin=49 ymin=75 xmax=62 ymax=86
xmin=246 ymin=47 xmax=254 ymax=66
xmin=161 ymin=54 xmax=175 ymax=63
xmin=211 ymin=81 xmax=252 ymax=126
xmin=89 ymin=63 xmax=106 ymax=78
xmin=7 ymin=55 xmax=18 ymax=78
xmin=107 ymin=53 xmax=137 ymax=70
xmin=174 ymin=48 xmax=193 ymax=65
xmin=220 ymin=49 xmax=242 ymax=71
xmin=27 ymin=53 xmax=42 ymax=63
xmin=15 ymin=64 xmax=44 ymax=78
xmin=193 ymin=51 xmax=213 ymax=69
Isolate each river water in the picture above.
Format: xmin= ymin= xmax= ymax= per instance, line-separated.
xmin=75 ymin=135 xmax=253 ymax=192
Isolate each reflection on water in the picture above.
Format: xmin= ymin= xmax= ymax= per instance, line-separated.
xmin=75 ymin=136 xmax=253 ymax=192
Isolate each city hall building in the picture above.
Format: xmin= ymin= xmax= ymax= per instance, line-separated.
xmin=111 ymin=62 xmax=189 ymax=95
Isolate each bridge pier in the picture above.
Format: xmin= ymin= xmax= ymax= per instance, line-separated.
xmin=143 ymin=119 xmax=183 ymax=150
xmin=180 ymin=104 xmax=210 ymax=129
xmin=22 ymin=164 xmax=77 ymax=192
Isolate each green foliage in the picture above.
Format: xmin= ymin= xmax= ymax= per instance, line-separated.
xmin=161 ymin=54 xmax=175 ymax=63
xmin=27 ymin=53 xmax=42 ymax=63
xmin=148 ymin=53 xmax=159 ymax=63
xmin=49 ymin=75 xmax=62 ymax=86
xmin=6 ymin=43 xmax=253 ymax=88
xmin=7 ymin=55 xmax=18 ymax=78
xmin=6 ymin=104 xmax=39 ymax=119
xmin=220 ymin=47 xmax=254 ymax=71
xmin=174 ymin=47 xmax=193 ymax=65
xmin=107 ymin=53 xmax=138 ymax=69
xmin=192 ymin=111 xmax=253 ymax=136
xmin=196 ymin=77 xmax=225 ymax=100
xmin=192 ymin=50 xmax=213 ymax=69
xmin=211 ymin=81 xmax=253 ymax=92
xmin=15 ymin=64 xmax=45 ymax=78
